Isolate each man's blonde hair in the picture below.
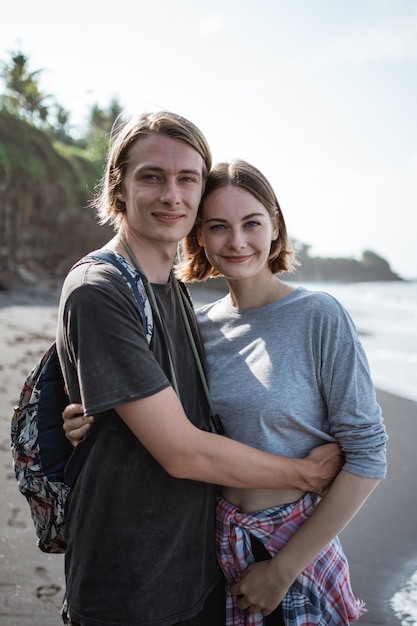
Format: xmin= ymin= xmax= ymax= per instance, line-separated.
xmin=92 ymin=111 xmax=212 ymax=230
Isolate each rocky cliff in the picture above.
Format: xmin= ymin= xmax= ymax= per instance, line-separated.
xmin=0 ymin=110 xmax=111 ymax=288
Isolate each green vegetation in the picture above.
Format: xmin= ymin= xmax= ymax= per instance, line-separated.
xmin=0 ymin=50 xmax=119 ymax=282
xmin=1 ymin=51 xmax=51 ymax=125
xmin=0 ymin=49 xmax=124 ymax=146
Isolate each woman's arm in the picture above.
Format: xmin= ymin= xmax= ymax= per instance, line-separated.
xmin=63 ymin=405 xmax=95 ymax=443
xmin=230 ymin=470 xmax=379 ymax=615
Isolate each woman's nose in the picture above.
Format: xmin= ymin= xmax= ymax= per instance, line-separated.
xmin=227 ymin=228 xmax=245 ymax=249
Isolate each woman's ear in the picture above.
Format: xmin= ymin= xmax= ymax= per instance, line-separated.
xmin=193 ymin=217 xmax=204 ymax=246
xmin=196 ymin=228 xmax=204 ymax=247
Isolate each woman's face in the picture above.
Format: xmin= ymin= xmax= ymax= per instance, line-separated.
xmin=199 ymin=185 xmax=278 ymax=281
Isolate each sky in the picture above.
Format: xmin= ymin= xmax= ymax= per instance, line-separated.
xmin=1 ymin=0 xmax=416 ymax=279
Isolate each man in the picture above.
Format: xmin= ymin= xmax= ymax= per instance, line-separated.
xmin=57 ymin=111 xmax=342 ymax=626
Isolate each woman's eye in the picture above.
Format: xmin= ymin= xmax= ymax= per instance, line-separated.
xmin=210 ymin=224 xmax=227 ymax=230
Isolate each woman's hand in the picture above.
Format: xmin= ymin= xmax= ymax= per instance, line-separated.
xmin=62 ymin=403 xmax=94 ymax=446
xmin=230 ymin=558 xmax=290 ymax=616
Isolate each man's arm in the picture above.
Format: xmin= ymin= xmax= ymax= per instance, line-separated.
xmin=63 ymin=388 xmax=343 ymax=492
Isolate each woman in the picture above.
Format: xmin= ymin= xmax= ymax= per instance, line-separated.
xmin=176 ymin=160 xmax=387 ymax=624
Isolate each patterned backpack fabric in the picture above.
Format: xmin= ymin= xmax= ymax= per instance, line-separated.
xmin=10 ymin=251 xmax=153 ymax=553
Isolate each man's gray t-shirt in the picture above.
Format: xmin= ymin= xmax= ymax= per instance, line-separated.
xmin=57 ymin=257 xmax=221 ymax=626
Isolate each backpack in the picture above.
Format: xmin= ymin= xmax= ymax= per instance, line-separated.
xmin=10 ymin=250 xmax=154 ymax=553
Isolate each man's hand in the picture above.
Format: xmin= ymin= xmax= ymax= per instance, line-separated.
xmin=62 ymin=403 xmax=94 ymax=447
xmin=303 ymin=443 xmax=344 ymax=495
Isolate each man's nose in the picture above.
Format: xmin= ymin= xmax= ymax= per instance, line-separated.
xmin=160 ymin=179 xmax=181 ymax=205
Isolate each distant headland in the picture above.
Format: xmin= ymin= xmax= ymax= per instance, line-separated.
xmin=286 ymin=244 xmax=402 ymax=283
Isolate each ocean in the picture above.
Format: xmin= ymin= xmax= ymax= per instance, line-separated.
xmin=192 ymin=279 xmax=417 ymax=624
xmin=296 ymin=280 xmax=417 ymax=404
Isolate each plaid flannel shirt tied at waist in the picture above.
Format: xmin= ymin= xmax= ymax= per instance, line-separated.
xmin=216 ymin=492 xmax=366 ymax=625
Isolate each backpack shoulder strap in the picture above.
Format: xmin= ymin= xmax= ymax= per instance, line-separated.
xmin=77 ymin=250 xmax=150 ymax=337
xmin=177 ymin=280 xmax=194 ymax=307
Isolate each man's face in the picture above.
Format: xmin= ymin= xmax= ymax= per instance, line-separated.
xmin=118 ymin=134 xmax=205 ymax=248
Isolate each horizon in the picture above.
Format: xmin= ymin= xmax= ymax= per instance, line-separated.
xmin=1 ymin=0 xmax=416 ymax=279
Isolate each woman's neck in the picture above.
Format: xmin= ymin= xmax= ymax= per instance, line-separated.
xmin=227 ymin=275 xmax=295 ymax=310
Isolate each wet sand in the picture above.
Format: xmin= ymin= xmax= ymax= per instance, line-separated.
xmin=0 ymin=282 xmax=416 ymax=625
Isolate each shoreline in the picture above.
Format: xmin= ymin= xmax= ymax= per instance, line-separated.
xmin=1 ymin=284 xmax=416 ymax=624
xmin=341 ymin=389 xmax=417 ymax=624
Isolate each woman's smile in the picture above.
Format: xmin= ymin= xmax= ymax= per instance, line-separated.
xmin=222 ymin=254 xmax=253 ymax=263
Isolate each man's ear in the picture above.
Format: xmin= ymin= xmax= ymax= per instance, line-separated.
xmin=272 ymin=212 xmax=279 ymax=241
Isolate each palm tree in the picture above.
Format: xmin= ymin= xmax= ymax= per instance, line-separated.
xmin=0 ymin=50 xmax=50 ymax=123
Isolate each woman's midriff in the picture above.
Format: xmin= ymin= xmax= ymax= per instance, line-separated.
xmin=222 ymin=487 xmax=306 ymax=514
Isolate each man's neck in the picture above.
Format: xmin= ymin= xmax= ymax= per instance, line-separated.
xmin=105 ymin=234 xmax=176 ymax=284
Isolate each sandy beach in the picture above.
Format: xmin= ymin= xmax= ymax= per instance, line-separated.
xmin=1 ymin=282 xmax=416 ymax=625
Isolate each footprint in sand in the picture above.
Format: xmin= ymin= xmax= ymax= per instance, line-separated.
xmin=35 ymin=567 xmax=62 ymax=602
xmin=7 ymin=506 xmax=26 ymax=529
xmin=0 ymin=438 xmax=10 ymax=452
xmin=36 ymin=583 xmax=62 ymax=602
